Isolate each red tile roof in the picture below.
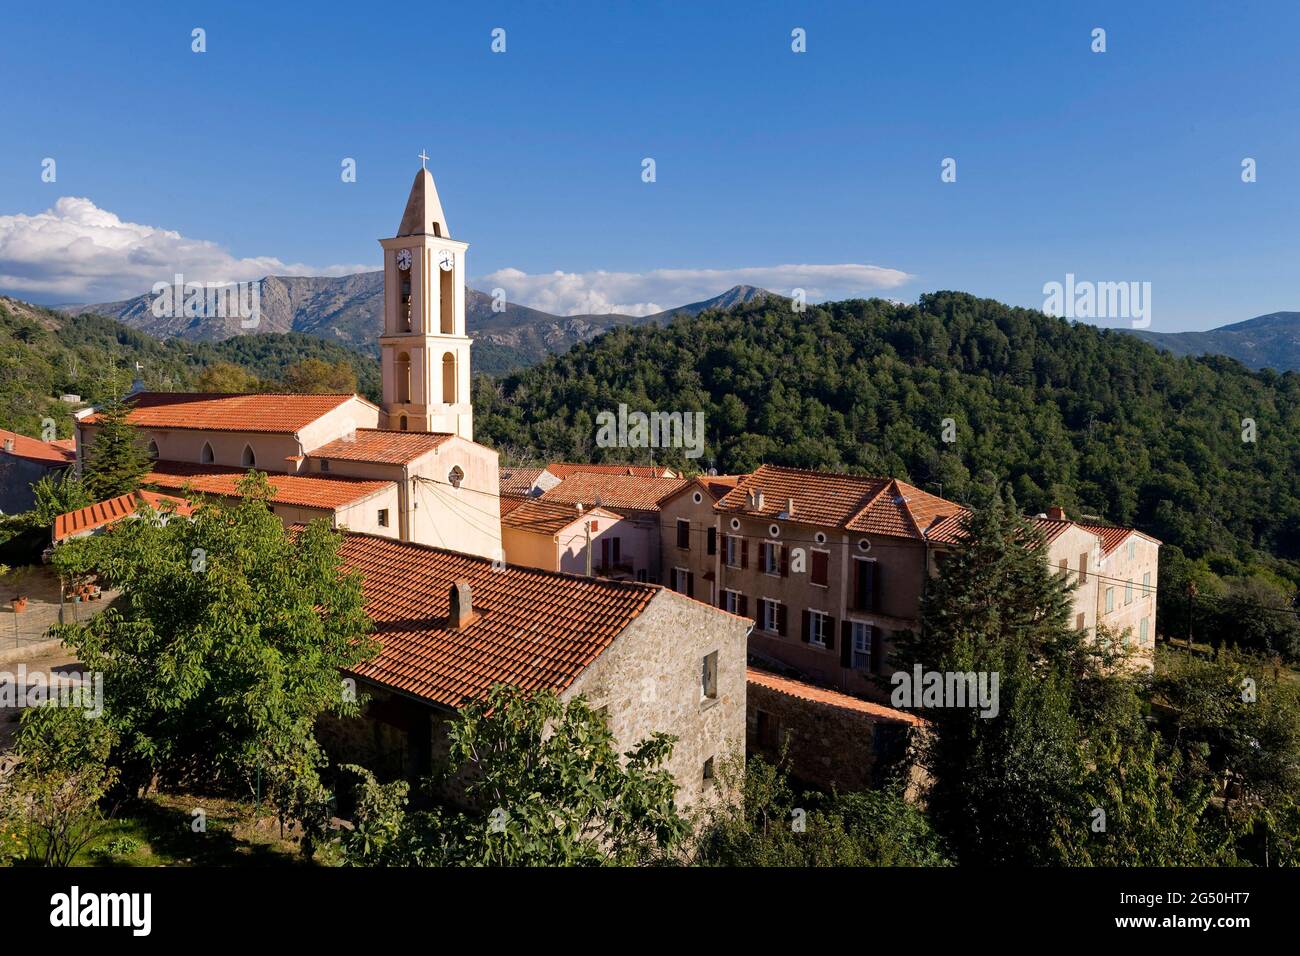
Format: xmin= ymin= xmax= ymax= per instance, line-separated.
xmin=541 ymin=473 xmax=688 ymax=512
xmin=309 ymin=429 xmax=452 ymax=465
xmin=0 ymin=429 xmax=77 ymax=467
xmin=1030 ymin=516 xmax=1075 ymax=546
xmin=498 ymin=495 xmax=529 ymax=518
xmin=1075 ymin=523 xmax=1138 ymax=556
xmin=716 ymin=465 xmax=966 ymax=540
xmin=53 ymin=490 xmax=194 ymax=542
xmin=660 ymin=474 xmax=745 ymax=507
xmin=499 ymin=466 xmax=550 ymax=497
xmin=83 ymin=392 xmax=358 ymax=434
xmin=501 ymin=497 xmax=619 ymax=536
xmin=336 ymin=533 xmax=661 ymax=707
xmin=547 ymin=462 xmax=677 ymax=479
xmin=143 ymin=460 xmax=392 ymax=510
xmin=747 ymin=667 xmax=928 ymax=726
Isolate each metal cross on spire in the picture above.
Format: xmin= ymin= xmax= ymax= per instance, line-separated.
xmin=418 ymin=149 xmax=429 ymax=169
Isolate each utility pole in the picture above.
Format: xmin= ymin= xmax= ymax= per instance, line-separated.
xmin=1186 ymin=581 xmax=1197 ymax=653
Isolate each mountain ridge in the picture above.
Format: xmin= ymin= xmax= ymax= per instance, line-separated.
xmin=63 ymin=278 xmax=783 ymax=375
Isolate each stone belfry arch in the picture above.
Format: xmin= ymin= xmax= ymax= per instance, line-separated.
xmin=378 ymin=158 xmax=473 ymax=438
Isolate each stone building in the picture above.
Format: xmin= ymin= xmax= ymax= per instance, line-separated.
xmin=321 ymin=531 xmax=751 ymax=806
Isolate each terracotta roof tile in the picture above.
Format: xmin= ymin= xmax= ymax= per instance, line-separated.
xmin=1031 ymin=516 xmax=1075 ymax=546
xmin=84 ymin=392 xmax=357 ymax=434
xmin=717 ymin=465 xmax=965 ymax=540
xmin=143 ymin=460 xmax=391 ymax=510
xmin=1076 ymin=523 xmax=1139 ymax=556
xmin=0 ymin=428 xmax=77 ymax=466
xmin=501 ymin=497 xmax=620 ymax=536
xmin=541 ymin=473 xmax=688 ymax=512
xmin=53 ymin=490 xmax=194 ymax=542
xmin=336 ymin=533 xmax=660 ymax=707
xmin=547 ymin=462 xmax=677 ymax=479
xmin=748 ymin=667 xmax=928 ymax=726
xmin=309 ymin=429 xmax=452 ymax=465
xmin=499 ymin=466 xmax=550 ymax=496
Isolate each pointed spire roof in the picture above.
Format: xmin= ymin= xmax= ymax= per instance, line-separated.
xmin=396 ymin=168 xmax=451 ymax=238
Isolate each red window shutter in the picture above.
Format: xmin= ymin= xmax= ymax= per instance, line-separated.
xmin=780 ymin=545 xmax=789 ymax=577
xmin=741 ymin=539 xmax=749 ymax=569
xmin=707 ymin=528 xmax=717 ymax=555
xmin=718 ymin=590 xmax=727 ymax=610
xmin=800 ymin=609 xmax=811 ymax=643
xmin=869 ymin=627 xmax=883 ymax=673
xmin=812 ymin=550 xmax=828 ymax=586
xmin=872 ymin=562 xmax=881 ymax=612
xmin=677 ymin=519 xmax=690 ymax=550
xmin=777 ymin=603 xmax=788 ymax=636
xmin=686 ymin=572 xmax=695 ymax=599
xmin=824 ymin=616 xmax=836 ymax=650
xmin=840 ymin=621 xmax=852 ymax=667
xmin=739 ymin=594 xmax=749 ymax=617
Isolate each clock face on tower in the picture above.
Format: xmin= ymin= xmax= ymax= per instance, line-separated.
xmin=438 ymin=249 xmax=454 ymax=272
xmin=396 ymin=248 xmax=412 ymax=271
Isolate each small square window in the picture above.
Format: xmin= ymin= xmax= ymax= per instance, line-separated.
xmin=378 ymin=508 xmax=389 ymax=528
xmin=320 ymin=459 xmax=330 ymax=472
xmin=702 ymin=756 xmax=715 ymax=784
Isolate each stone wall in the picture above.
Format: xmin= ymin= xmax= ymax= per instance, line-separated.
xmin=746 ymin=677 xmax=924 ymax=794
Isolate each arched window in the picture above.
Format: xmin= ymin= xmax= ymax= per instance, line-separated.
xmin=440 ymin=259 xmax=455 ymax=334
xmin=442 ymin=352 xmax=457 ymax=404
xmin=147 ymin=439 xmax=159 ymax=460
xmin=200 ymin=442 xmax=214 ymax=464
xmin=241 ymin=444 xmax=256 ymax=467
xmin=396 ymin=351 xmax=411 ymax=404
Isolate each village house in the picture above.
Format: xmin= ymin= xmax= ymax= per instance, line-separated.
xmin=498 ymin=495 xmax=636 ymax=577
xmin=319 ymin=531 xmax=751 ymax=806
xmin=0 ymin=428 xmax=75 ymax=514
xmin=661 ymin=464 xmax=1160 ymax=702
xmin=536 ymin=471 xmax=689 ymax=583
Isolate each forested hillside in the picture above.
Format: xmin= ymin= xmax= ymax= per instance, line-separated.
xmin=474 ymin=291 xmax=1300 ymax=587
xmin=0 ymin=297 xmax=380 ymax=439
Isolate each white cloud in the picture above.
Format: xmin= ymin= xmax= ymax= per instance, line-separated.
xmin=475 ymin=263 xmax=915 ymax=316
xmin=0 ymin=197 xmax=371 ymax=302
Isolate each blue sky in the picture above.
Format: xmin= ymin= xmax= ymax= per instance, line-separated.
xmin=1 ymin=0 xmax=1298 ymax=330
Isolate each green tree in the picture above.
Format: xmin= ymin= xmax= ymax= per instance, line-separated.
xmin=50 ymin=473 xmax=376 ymax=849
xmin=0 ymin=705 xmax=119 ymax=867
xmin=194 ymin=361 xmax=262 ymax=393
xmin=338 ymin=685 xmax=689 ymax=866
xmin=81 ymin=385 xmax=148 ymax=501
xmin=281 ymin=359 xmax=356 ymax=395
xmin=691 ymin=754 xmax=950 ymax=867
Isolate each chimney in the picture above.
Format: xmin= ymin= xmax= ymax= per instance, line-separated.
xmin=2 ymin=439 xmax=12 ymax=453
xmin=1047 ymin=505 xmax=1066 ymax=521
xmin=786 ymin=497 xmax=795 ymax=516
xmin=449 ymin=580 xmax=477 ymax=629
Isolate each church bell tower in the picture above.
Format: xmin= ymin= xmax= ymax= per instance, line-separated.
xmin=378 ymin=160 xmax=473 ymax=439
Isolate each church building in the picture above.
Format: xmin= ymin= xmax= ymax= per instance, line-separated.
xmin=73 ymin=167 xmax=502 ymax=559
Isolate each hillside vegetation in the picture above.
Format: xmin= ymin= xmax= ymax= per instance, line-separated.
xmin=0 ymin=298 xmax=380 ymax=439
xmin=474 ymin=291 xmax=1300 ymax=590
